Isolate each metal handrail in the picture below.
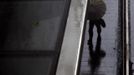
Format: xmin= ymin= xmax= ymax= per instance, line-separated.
xmin=122 ymin=0 xmax=130 ymax=75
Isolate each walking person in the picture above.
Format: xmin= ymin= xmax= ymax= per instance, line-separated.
xmin=87 ymin=0 xmax=107 ymax=74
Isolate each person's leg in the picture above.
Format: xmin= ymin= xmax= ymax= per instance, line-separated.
xmin=88 ymin=20 xmax=94 ymax=59
xmin=95 ymin=24 xmax=102 ymax=51
xmin=88 ymin=20 xmax=94 ymax=46
xmin=95 ymin=24 xmax=106 ymax=57
xmin=96 ymin=24 xmax=102 ymax=36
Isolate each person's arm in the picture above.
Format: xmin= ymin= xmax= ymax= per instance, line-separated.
xmin=100 ymin=18 xmax=106 ymax=28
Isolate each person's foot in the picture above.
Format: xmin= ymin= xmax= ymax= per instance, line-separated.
xmin=95 ymin=49 xmax=106 ymax=58
xmin=99 ymin=50 xmax=106 ymax=58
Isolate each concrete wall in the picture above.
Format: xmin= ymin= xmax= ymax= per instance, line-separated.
xmin=0 ymin=1 xmax=66 ymax=50
xmin=0 ymin=1 xmax=67 ymax=75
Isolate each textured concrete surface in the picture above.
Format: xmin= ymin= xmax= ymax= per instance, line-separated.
xmin=0 ymin=1 xmax=66 ymax=75
xmin=0 ymin=1 xmax=65 ymax=50
xmin=56 ymin=0 xmax=88 ymax=75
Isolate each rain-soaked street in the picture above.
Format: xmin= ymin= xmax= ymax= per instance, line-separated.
xmin=80 ymin=0 xmax=120 ymax=75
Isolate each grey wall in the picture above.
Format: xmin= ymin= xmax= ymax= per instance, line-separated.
xmin=0 ymin=57 xmax=52 ymax=75
xmin=0 ymin=1 xmax=66 ymax=50
xmin=0 ymin=1 xmax=67 ymax=75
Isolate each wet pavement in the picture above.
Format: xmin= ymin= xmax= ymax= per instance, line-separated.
xmin=80 ymin=0 xmax=120 ymax=75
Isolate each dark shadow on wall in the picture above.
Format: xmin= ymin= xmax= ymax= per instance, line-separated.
xmin=87 ymin=18 xmax=106 ymax=75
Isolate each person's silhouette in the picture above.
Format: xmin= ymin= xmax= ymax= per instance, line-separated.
xmin=88 ymin=18 xmax=106 ymax=46
xmin=87 ymin=18 xmax=106 ymax=75
xmin=86 ymin=0 xmax=106 ymax=74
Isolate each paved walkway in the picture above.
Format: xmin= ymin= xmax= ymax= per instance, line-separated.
xmin=80 ymin=0 xmax=119 ymax=75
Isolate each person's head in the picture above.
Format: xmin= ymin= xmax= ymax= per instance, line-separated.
xmin=87 ymin=0 xmax=106 ymax=20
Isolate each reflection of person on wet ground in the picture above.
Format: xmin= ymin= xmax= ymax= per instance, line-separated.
xmin=88 ymin=18 xmax=106 ymax=75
